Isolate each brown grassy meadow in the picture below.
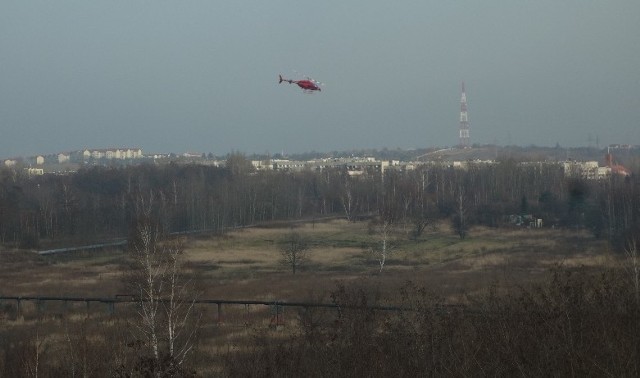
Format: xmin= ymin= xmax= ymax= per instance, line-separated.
xmin=1 ymin=219 xmax=635 ymax=376
xmin=0 ymin=219 xmax=615 ymax=300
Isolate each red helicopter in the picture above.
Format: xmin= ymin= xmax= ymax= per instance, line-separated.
xmin=279 ymin=74 xmax=322 ymax=93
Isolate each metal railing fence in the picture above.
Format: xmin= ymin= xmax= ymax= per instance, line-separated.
xmin=0 ymin=295 xmax=464 ymax=327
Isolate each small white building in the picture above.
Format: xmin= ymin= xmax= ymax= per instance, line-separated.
xmin=26 ymin=168 xmax=44 ymax=176
xmin=562 ymin=161 xmax=608 ymax=180
xmin=58 ymin=153 xmax=70 ymax=163
xmin=251 ymin=160 xmax=273 ymax=171
xmin=4 ymin=159 xmax=17 ymax=167
xmin=83 ymin=148 xmax=143 ymax=160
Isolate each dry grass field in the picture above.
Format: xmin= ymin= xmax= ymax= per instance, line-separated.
xmin=185 ymin=221 xmax=608 ymax=304
xmin=1 ymin=218 xmax=636 ymax=376
xmin=0 ymin=219 xmax=616 ymax=303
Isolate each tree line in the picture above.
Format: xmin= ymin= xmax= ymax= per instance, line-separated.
xmin=0 ymin=156 xmax=638 ymax=251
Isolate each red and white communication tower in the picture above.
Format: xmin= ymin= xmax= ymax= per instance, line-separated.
xmin=459 ymin=82 xmax=470 ymax=148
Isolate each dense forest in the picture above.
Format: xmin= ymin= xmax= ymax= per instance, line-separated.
xmin=1 ymin=155 xmax=638 ymax=251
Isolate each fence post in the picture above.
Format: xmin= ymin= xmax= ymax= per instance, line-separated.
xmin=278 ymin=305 xmax=284 ymax=327
xmin=270 ymin=303 xmax=284 ymax=329
xmin=217 ymin=303 xmax=223 ymax=325
xmin=37 ymin=299 xmax=45 ymax=317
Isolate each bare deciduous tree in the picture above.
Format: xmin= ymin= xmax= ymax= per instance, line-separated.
xmin=21 ymin=329 xmax=44 ymax=378
xmin=453 ymin=184 xmax=468 ymax=239
xmin=624 ymin=238 xmax=640 ymax=304
xmin=368 ymin=220 xmax=395 ymax=273
xmin=163 ymin=240 xmax=200 ymax=365
xmin=279 ymin=231 xmax=309 ymax=274
xmin=409 ymin=202 xmax=434 ymax=240
xmin=341 ymin=178 xmax=356 ymax=222
xmin=126 ymin=193 xmax=200 ymax=377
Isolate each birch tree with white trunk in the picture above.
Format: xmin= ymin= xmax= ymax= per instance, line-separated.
xmin=125 ymin=193 xmax=200 ymax=377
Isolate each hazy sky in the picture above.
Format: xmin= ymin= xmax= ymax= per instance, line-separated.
xmin=1 ymin=1 xmax=639 ymax=158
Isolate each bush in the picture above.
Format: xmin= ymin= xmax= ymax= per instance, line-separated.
xmin=222 ymin=268 xmax=640 ymax=377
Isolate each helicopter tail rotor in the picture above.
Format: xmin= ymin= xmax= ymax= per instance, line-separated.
xmin=279 ymin=75 xmax=293 ymax=84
